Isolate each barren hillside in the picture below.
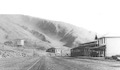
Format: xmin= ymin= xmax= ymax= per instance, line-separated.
xmin=0 ymin=14 xmax=95 ymax=48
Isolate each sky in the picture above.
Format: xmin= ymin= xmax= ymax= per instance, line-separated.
xmin=0 ymin=0 xmax=120 ymax=36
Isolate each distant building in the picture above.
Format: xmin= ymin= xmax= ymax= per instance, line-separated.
xmin=46 ymin=47 xmax=71 ymax=56
xmin=55 ymin=48 xmax=62 ymax=56
xmin=46 ymin=47 xmax=56 ymax=53
xmin=71 ymin=36 xmax=120 ymax=57
xmin=16 ymin=39 xmax=25 ymax=47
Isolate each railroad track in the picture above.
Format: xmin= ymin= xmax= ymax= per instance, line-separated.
xmin=27 ymin=56 xmax=45 ymax=70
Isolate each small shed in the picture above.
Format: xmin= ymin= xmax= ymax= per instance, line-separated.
xmin=16 ymin=39 xmax=25 ymax=47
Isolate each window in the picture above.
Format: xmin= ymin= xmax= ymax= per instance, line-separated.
xmin=98 ymin=38 xmax=105 ymax=45
xmin=102 ymin=38 xmax=105 ymax=44
xmin=102 ymin=38 xmax=104 ymax=44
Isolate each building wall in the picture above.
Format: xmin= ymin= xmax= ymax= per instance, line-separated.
xmin=55 ymin=48 xmax=71 ymax=56
xmin=17 ymin=39 xmax=25 ymax=46
xmin=71 ymin=48 xmax=83 ymax=57
xmin=62 ymin=49 xmax=71 ymax=56
xmin=71 ymin=39 xmax=105 ymax=57
xmin=46 ymin=48 xmax=55 ymax=53
xmin=55 ymin=48 xmax=62 ymax=56
xmin=98 ymin=37 xmax=106 ymax=46
xmin=106 ymin=38 xmax=120 ymax=57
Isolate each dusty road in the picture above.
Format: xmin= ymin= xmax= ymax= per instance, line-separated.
xmin=0 ymin=56 xmax=120 ymax=70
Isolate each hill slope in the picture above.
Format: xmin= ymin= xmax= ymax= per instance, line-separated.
xmin=0 ymin=14 xmax=95 ymax=48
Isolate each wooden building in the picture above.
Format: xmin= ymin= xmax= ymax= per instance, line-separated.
xmin=71 ymin=36 xmax=120 ymax=57
xmin=71 ymin=40 xmax=105 ymax=57
xmin=46 ymin=47 xmax=56 ymax=53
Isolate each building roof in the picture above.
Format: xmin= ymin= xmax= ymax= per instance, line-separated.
xmin=98 ymin=33 xmax=120 ymax=38
xmin=99 ymin=36 xmax=120 ymax=39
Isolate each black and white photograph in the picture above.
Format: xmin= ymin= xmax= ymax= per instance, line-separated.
xmin=0 ymin=0 xmax=120 ymax=70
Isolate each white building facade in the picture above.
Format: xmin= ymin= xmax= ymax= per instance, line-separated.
xmin=98 ymin=37 xmax=120 ymax=57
